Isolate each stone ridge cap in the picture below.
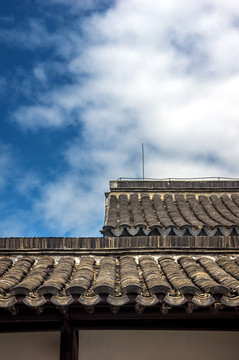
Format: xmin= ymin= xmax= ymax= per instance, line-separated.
xmin=110 ymin=180 xmax=239 ymax=192
xmin=0 ymin=236 xmax=239 ymax=253
xmin=105 ymin=191 xmax=239 ymax=198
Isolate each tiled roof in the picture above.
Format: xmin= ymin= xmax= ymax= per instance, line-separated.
xmin=1 ymin=180 xmax=239 ymax=319
xmin=102 ymin=180 xmax=239 ymax=236
xmin=1 ymin=254 xmax=239 ymax=314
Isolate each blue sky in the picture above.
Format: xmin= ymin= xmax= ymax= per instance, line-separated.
xmin=1 ymin=0 xmax=239 ymax=237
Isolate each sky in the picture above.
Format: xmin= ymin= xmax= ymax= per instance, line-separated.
xmin=1 ymin=0 xmax=239 ymax=237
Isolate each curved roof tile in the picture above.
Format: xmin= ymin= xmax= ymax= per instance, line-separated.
xmin=1 ymin=254 xmax=238 ymax=312
xmin=103 ymin=193 xmax=239 ymax=236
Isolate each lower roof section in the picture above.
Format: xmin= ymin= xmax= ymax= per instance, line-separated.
xmin=0 ymin=236 xmax=239 ymax=319
xmin=1 ymin=253 xmax=239 ymax=317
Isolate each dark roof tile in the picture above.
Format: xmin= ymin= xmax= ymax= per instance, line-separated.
xmin=221 ymin=194 xmax=239 ymax=217
xmin=231 ymin=193 xmax=239 ymax=207
xmin=105 ymin=195 xmax=118 ymax=229
xmin=164 ymin=194 xmax=189 ymax=228
xmin=158 ymin=256 xmax=199 ymax=295
xmin=11 ymin=256 xmax=53 ymax=295
xmin=0 ymin=258 xmax=12 ymax=276
xmin=102 ymin=181 xmax=239 ymax=235
xmin=210 ymin=195 xmax=239 ymax=225
xmin=175 ymin=194 xmax=203 ymax=228
xmin=199 ymin=195 xmax=233 ymax=227
xmin=153 ymin=195 xmax=174 ymax=228
xmin=216 ymin=257 xmax=239 ymax=280
xmin=198 ymin=257 xmax=239 ymax=293
xmin=0 ymin=257 xmax=34 ymax=293
xmin=118 ymin=194 xmax=130 ymax=227
xmin=120 ymin=255 xmax=141 ymax=294
xmin=39 ymin=257 xmax=74 ymax=295
xmin=130 ymin=194 xmax=146 ymax=228
xmin=186 ymin=195 xmax=219 ymax=228
xmin=94 ymin=257 xmax=116 ymax=295
xmin=179 ymin=256 xmax=224 ymax=294
xmin=139 ymin=256 xmax=170 ymax=294
xmin=66 ymin=257 xmax=94 ymax=295
xmin=0 ymin=254 xmax=239 ymax=312
xmin=141 ymin=195 xmax=159 ymax=228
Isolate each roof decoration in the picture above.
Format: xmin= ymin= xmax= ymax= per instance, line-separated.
xmin=102 ymin=180 xmax=239 ymax=236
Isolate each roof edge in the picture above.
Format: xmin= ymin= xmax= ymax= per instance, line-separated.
xmin=110 ymin=180 xmax=239 ymax=192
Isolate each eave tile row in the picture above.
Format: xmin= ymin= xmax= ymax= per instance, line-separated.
xmin=0 ymin=254 xmax=239 ymax=314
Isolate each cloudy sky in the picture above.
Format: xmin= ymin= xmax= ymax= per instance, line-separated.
xmin=1 ymin=0 xmax=239 ymax=237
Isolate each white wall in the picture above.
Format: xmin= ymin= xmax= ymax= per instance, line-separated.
xmin=0 ymin=330 xmax=237 ymax=359
xmin=78 ymin=330 xmax=238 ymax=360
xmin=0 ymin=332 xmax=59 ymax=360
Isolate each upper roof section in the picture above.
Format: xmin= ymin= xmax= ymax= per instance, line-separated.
xmin=102 ymin=180 xmax=239 ymax=237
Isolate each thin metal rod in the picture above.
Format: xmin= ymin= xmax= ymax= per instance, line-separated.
xmin=142 ymin=143 xmax=144 ymax=181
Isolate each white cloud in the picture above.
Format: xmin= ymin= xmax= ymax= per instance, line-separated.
xmin=6 ymin=0 xmax=239 ymax=235
xmin=0 ymin=18 xmax=80 ymax=61
xmin=0 ymin=16 xmax=14 ymax=23
xmin=33 ymin=64 xmax=48 ymax=85
xmin=15 ymin=172 xmax=42 ymax=196
xmin=39 ymin=0 xmax=112 ymax=10
xmin=13 ymin=104 xmax=72 ymax=129
xmin=0 ymin=215 xmax=30 ymax=237
xmin=0 ymin=144 xmax=13 ymax=189
xmin=0 ymin=77 xmax=6 ymax=95
xmin=35 ymin=174 xmax=105 ymax=236
xmin=0 ymin=19 xmax=47 ymax=49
